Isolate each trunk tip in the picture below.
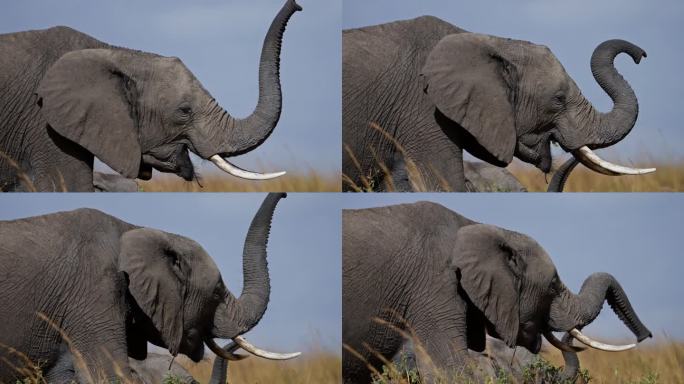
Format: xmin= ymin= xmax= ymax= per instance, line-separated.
xmin=637 ymin=329 xmax=652 ymax=342
xmin=271 ymin=192 xmax=287 ymax=199
xmin=289 ymin=0 xmax=303 ymax=12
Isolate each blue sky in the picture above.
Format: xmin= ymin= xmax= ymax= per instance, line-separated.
xmin=344 ymin=0 xmax=684 ymax=165
xmin=0 ymin=193 xmax=342 ymax=353
xmin=340 ymin=193 xmax=684 ymax=343
xmin=0 ymin=0 xmax=341 ymax=177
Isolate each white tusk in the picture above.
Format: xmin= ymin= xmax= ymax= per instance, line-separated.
xmin=209 ymin=155 xmax=286 ymax=180
xmin=572 ymin=146 xmax=655 ymax=176
xmin=206 ymin=338 xmax=249 ymax=361
xmin=233 ymin=336 xmax=301 ymax=360
xmin=569 ymin=329 xmax=636 ymax=352
xmin=543 ymin=331 xmax=586 ymax=352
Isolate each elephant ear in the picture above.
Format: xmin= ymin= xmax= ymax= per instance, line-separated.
xmin=452 ymin=224 xmax=522 ymax=347
xmin=119 ymin=228 xmax=185 ymax=356
xmin=36 ymin=49 xmax=141 ymax=178
xmin=421 ymin=33 xmax=517 ymax=166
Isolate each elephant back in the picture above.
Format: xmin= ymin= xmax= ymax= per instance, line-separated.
xmin=343 ymin=16 xmax=464 ymax=91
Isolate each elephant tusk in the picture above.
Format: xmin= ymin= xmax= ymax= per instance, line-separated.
xmin=233 ymin=336 xmax=301 ymax=360
xmin=543 ymin=331 xmax=586 ymax=352
xmin=206 ymin=338 xmax=249 ymax=361
xmin=571 ymin=146 xmax=655 ymax=176
xmin=209 ymin=155 xmax=286 ymax=180
xmin=569 ymin=329 xmax=636 ymax=352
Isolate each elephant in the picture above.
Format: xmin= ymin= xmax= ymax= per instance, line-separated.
xmin=0 ymin=193 xmax=300 ymax=383
xmin=463 ymin=161 xmax=527 ymax=192
xmin=129 ymin=354 xmax=199 ymax=384
xmin=342 ymin=16 xmax=655 ymax=192
xmin=93 ymin=172 xmax=139 ymax=192
xmin=48 ymin=348 xmax=200 ymax=384
xmin=54 ymin=345 xmax=236 ymax=384
xmin=392 ymin=337 xmax=537 ymax=382
xmin=342 ymin=201 xmax=651 ymax=383
xmin=0 ymin=0 xmax=302 ymax=192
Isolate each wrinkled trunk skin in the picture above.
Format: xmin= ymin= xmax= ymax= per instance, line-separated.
xmin=208 ymin=355 xmax=228 ymax=384
xmin=559 ymin=333 xmax=581 ymax=382
xmin=568 ymin=40 xmax=646 ymax=150
xmin=212 ymin=193 xmax=286 ymax=338
xmin=546 ymin=157 xmax=579 ymax=192
xmin=548 ymin=272 xmax=651 ymax=341
xmin=220 ymin=0 xmax=302 ymax=156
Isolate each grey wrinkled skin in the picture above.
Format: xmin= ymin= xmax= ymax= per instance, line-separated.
xmin=0 ymin=0 xmax=301 ymax=191
xmin=342 ymin=16 xmax=646 ymax=192
xmin=464 ymin=161 xmax=527 ymax=192
xmin=129 ymin=354 xmax=198 ymax=384
xmin=393 ymin=338 xmax=536 ymax=382
xmin=0 ymin=193 xmax=286 ymax=383
xmin=93 ymin=172 xmax=139 ymax=192
xmin=342 ymin=202 xmax=651 ymax=383
xmin=50 ymin=347 xmax=234 ymax=384
xmin=47 ymin=349 xmax=198 ymax=384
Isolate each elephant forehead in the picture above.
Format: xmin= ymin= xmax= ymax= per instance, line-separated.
xmin=169 ymin=235 xmax=221 ymax=276
xmin=504 ymin=231 xmax=555 ymax=266
xmin=146 ymin=57 xmax=204 ymax=97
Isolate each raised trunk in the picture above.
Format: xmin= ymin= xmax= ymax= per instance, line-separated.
xmin=212 ymin=193 xmax=286 ymax=338
xmin=548 ymin=272 xmax=651 ymax=341
xmin=573 ymin=39 xmax=646 ymax=149
xmin=220 ymin=0 xmax=302 ymax=156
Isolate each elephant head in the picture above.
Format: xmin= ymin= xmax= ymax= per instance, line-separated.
xmin=35 ymin=0 xmax=302 ymax=182
xmin=452 ymin=224 xmax=651 ymax=355
xmin=120 ymin=193 xmax=300 ymax=362
xmin=420 ymin=33 xmax=655 ymax=177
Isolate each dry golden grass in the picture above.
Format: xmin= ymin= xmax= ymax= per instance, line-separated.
xmin=138 ymin=170 xmax=341 ymax=192
xmin=509 ymin=160 xmax=684 ymax=192
xmin=542 ymin=339 xmax=684 ymax=384
xmin=372 ymin=340 xmax=684 ymax=384
xmin=176 ymin=350 xmax=341 ymax=384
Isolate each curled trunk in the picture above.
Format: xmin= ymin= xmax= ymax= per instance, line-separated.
xmin=548 ymin=272 xmax=651 ymax=341
xmin=212 ymin=193 xmax=286 ymax=338
xmin=220 ymin=0 xmax=302 ymax=156
xmin=571 ymin=39 xmax=646 ymax=150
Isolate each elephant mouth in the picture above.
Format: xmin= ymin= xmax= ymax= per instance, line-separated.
xmin=515 ymin=132 xmax=554 ymax=173
xmin=142 ymin=144 xmax=196 ymax=181
xmin=517 ymin=321 xmax=543 ymax=354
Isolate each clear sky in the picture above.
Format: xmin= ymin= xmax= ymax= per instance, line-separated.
xmin=344 ymin=0 xmax=684 ymax=165
xmin=0 ymin=0 xmax=341 ymax=176
xmin=0 ymin=193 xmax=342 ymax=353
xmin=340 ymin=193 xmax=684 ymax=342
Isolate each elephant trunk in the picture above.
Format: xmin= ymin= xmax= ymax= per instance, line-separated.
xmin=548 ymin=273 xmax=652 ymax=342
xmin=582 ymin=39 xmax=645 ymax=148
xmin=220 ymin=0 xmax=302 ymax=156
xmin=212 ymin=193 xmax=286 ymax=338
xmin=561 ymin=40 xmax=654 ymax=176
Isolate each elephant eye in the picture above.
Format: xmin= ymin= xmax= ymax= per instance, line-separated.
xmin=178 ymin=106 xmax=192 ymax=115
xmin=213 ymin=281 xmax=226 ymax=301
xmin=553 ymin=93 xmax=566 ymax=104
